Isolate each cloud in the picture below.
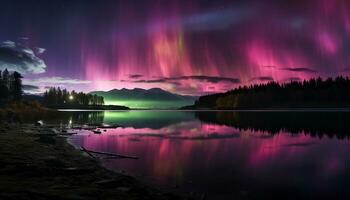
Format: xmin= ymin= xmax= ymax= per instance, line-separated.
xmin=35 ymin=47 xmax=46 ymax=54
xmin=250 ymin=76 xmax=274 ymax=82
xmin=24 ymin=77 xmax=91 ymax=85
xmin=122 ymin=75 xmax=240 ymax=96
xmin=23 ymin=84 xmax=40 ymax=90
xmin=0 ymin=40 xmax=46 ymax=74
xmin=18 ymin=37 xmax=29 ymax=41
xmin=22 ymin=84 xmax=41 ymax=94
xmin=144 ymin=6 xmax=255 ymax=36
xmin=285 ymin=77 xmax=302 ymax=82
xmin=131 ymin=75 xmax=240 ymax=84
xmin=22 ymin=77 xmax=91 ymax=94
xmin=128 ymin=74 xmax=143 ymax=79
xmin=279 ymin=67 xmax=317 ymax=73
xmin=182 ymin=7 xmax=255 ymax=31
xmin=264 ymin=65 xmax=317 ymax=73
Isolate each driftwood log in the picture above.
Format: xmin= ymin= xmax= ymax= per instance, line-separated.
xmin=80 ymin=146 xmax=138 ymax=159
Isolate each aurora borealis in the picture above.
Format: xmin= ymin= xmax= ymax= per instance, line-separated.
xmin=2 ymin=0 xmax=350 ymax=95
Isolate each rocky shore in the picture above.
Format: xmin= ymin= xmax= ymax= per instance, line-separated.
xmin=0 ymin=123 xmax=188 ymax=200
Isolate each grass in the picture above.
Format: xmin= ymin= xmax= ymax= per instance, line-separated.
xmin=0 ymin=101 xmax=52 ymax=122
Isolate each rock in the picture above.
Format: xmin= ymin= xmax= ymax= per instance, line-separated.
xmin=23 ymin=129 xmax=34 ymax=134
xmin=44 ymin=157 xmax=66 ymax=168
xmin=95 ymin=179 xmax=122 ymax=188
xmin=36 ymin=135 xmax=56 ymax=144
xmin=61 ymin=167 xmax=93 ymax=175
xmin=35 ymin=120 xmax=44 ymax=126
xmin=51 ymin=128 xmax=59 ymax=134
xmin=117 ymin=187 xmax=130 ymax=192
xmin=95 ymin=177 xmax=132 ymax=188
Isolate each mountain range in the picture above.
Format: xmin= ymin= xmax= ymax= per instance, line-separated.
xmin=90 ymin=88 xmax=198 ymax=109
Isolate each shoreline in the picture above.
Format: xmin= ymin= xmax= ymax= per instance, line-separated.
xmin=0 ymin=123 xmax=188 ymax=200
xmin=56 ymin=108 xmax=350 ymax=112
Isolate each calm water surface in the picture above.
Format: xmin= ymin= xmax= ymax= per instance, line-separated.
xmin=56 ymin=111 xmax=350 ymax=199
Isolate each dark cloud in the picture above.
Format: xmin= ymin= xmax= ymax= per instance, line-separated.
xmin=22 ymin=84 xmax=41 ymax=94
xmin=132 ymin=75 xmax=240 ymax=84
xmin=134 ymin=79 xmax=166 ymax=83
xmin=250 ymin=76 xmax=274 ymax=82
xmin=279 ymin=67 xmax=317 ymax=73
xmin=0 ymin=41 xmax=46 ymax=74
xmin=23 ymin=84 xmax=40 ymax=90
xmin=182 ymin=6 xmax=255 ymax=32
xmin=128 ymin=74 xmax=143 ymax=79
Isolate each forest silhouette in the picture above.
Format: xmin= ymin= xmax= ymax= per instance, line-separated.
xmin=194 ymin=76 xmax=350 ymax=109
xmin=44 ymin=87 xmax=104 ymax=107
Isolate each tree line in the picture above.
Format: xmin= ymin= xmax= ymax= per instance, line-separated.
xmin=43 ymin=87 xmax=104 ymax=107
xmin=194 ymin=76 xmax=350 ymax=109
xmin=0 ymin=69 xmax=23 ymax=104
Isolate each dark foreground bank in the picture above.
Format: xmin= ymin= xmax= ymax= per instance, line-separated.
xmin=0 ymin=123 xmax=188 ymax=200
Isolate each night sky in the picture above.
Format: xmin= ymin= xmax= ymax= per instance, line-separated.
xmin=1 ymin=0 xmax=350 ymax=95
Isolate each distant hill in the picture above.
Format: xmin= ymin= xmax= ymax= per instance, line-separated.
xmin=90 ymin=88 xmax=198 ymax=109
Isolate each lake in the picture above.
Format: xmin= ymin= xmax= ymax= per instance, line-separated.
xmin=56 ymin=110 xmax=350 ymax=199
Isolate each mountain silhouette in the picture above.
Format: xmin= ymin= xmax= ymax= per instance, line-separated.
xmin=90 ymin=88 xmax=198 ymax=108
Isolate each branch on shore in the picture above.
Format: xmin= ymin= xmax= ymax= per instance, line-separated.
xmin=80 ymin=146 xmax=138 ymax=159
xmin=80 ymin=146 xmax=97 ymax=159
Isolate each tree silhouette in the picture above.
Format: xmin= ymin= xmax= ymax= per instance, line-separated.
xmin=195 ymin=76 xmax=350 ymax=109
xmin=43 ymin=87 xmax=104 ymax=108
xmin=0 ymin=69 xmax=23 ymax=104
xmin=11 ymin=72 xmax=23 ymax=101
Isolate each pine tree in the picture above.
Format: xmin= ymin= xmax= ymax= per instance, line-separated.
xmin=0 ymin=70 xmax=9 ymax=102
xmin=2 ymin=69 xmax=9 ymax=88
xmin=12 ymin=72 xmax=23 ymax=101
